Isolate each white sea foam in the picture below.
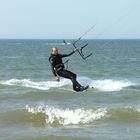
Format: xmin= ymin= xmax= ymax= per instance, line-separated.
xmin=78 ymin=77 xmax=133 ymax=91
xmin=25 ymin=105 xmax=107 ymax=125
xmin=0 ymin=77 xmax=134 ymax=91
xmin=125 ymin=106 xmax=140 ymax=113
xmin=90 ymin=79 xmax=132 ymax=91
xmin=0 ymin=79 xmax=70 ymax=90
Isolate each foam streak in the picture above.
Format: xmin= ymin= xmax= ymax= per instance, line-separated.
xmin=0 ymin=78 xmax=134 ymax=91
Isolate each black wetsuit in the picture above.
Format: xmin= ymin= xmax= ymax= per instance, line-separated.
xmin=49 ymin=51 xmax=84 ymax=92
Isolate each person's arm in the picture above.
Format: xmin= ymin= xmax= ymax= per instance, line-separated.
xmin=60 ymin=49 xmax=78 ymax=58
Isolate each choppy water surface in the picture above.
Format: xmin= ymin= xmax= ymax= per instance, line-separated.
xmin=0 ymin=39 xmax=140 ymax=140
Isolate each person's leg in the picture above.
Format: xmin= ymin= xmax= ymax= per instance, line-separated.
xmin=65 ymin=70 xmax=83 ymax=90
xmin=57 ymin=70 xmax=82 ymax=91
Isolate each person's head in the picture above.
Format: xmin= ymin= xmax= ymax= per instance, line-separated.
xmin=51 ymin=47 xmax=58 ymax=55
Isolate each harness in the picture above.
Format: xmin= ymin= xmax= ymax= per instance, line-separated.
xmin=54 ymin=59 xmax=69 ymax=72
xmin=54 ymin=63 xmax=64 ymax=72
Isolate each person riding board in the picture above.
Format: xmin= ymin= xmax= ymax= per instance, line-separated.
xmin=49 ymin=47 xmax=89 ymax=92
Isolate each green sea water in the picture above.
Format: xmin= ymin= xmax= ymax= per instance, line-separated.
xmin=0 ymin=39 xmax=140 ymax=140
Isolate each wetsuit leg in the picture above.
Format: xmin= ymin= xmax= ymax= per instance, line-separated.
xmin=57 ymin=69 xmax=82 ymax=91
xmin=65 ymin=70 xmax=83 ymax=90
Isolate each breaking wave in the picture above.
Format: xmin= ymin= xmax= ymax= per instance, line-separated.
xmin=0 ymin=77 xmax=135 ymax=91
xmin=25 ymin=105 xmax=107 ymax=125
xmin=2 ymin=105 xmax=140 ymax=127
xmin=90 ymin=79 xmax=132 ymax=91
xmin=0 ymin=79 xmax=70 ymax=90
xmin=24 ymin=105 xmax=140 ymax=125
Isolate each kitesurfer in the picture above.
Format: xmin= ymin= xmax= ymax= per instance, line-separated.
xmin=49 ymin=47 xmax=89 ymax=92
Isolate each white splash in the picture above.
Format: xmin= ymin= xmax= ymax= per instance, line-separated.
xmin=125 ymin=106 xmax=140 ymax=113
xmin=25 ymin=105 xmax=107 ymax=125
xmin=0 ymin=79 xmax=70 ymax=90
xmin=90 ymin=79 xmax=132 ymax=91
xmin=0 ymin=77 xmax=134 ymax=91
xmin=77 ymin=77 xmax=133 ymax=91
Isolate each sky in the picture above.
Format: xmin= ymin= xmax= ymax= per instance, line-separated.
xmin=0 ymin=0 xmax=140 ymax=39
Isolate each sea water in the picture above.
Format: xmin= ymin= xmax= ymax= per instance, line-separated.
xmin=0 ymin=39 xmax=140 ymax=140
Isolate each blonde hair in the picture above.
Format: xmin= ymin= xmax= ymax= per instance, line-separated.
xmin=51 ymin=47 xmax=58 ymax=52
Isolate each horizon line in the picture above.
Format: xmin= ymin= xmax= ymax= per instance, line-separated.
xmin=0 ymin=38 xmax=140 ymax=40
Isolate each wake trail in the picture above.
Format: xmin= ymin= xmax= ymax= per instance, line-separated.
xmin=0 ymin=77 xmax=136 ymax=92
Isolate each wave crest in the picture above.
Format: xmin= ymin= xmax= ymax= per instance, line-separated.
xmin=25 ymin=105 xmax=107 ymax=125
xmin=0 ymin=78 xmax=134 ymax=91
xmin=0 ymin=79 xmax=70 ymax=90
xmin=90 ymin=79 xmax=132 ymax=91
xmin=2 ymin=106 xmax=140 ymax=127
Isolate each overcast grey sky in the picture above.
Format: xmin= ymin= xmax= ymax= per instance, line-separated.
xmin=0 ymin=0 xmax=140 ymax=39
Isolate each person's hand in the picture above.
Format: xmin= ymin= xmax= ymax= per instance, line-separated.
xmin=74 ymin=48 xmax=79 ymax=52
xmin=55 ymin=76 xmax=60 ymax=82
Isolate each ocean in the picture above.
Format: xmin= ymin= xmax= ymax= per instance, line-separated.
xmin=0 ymin=39 xmax=140 ymax=140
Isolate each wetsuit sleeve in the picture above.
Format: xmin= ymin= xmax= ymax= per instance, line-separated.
xmin=49 ymin=56 xmax=57 ymax=77
xmin=60 ymin=50 xmax=75 ymax=58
